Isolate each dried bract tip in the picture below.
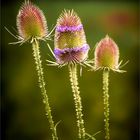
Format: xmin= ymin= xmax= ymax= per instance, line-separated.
xmin=94 ymin=35 xmax=120 ymax=71
xmin=54 ymin=10 xmax=89 ymax=65
xmin=17 ymin=1 xmax=47 ymax=40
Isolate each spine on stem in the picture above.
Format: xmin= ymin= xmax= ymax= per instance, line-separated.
xmin=69 ymin=64 xmax=85 ymax=140
xmin=103 ymin=70 xmax=110 ymax=140
xmin=32 ymin=39 xmax=58 ymax=140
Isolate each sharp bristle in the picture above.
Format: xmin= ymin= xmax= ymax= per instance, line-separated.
xmin=57 ymin=9 xmax=81 ymax=26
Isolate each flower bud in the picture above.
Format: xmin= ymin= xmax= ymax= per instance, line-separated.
xmin=94 ymin=35 xmax=119 ymax=70
xmin=54 ymin=10 xmax=89 ymax=64
xmin=17 ymin=1 xmax=47 ymax=40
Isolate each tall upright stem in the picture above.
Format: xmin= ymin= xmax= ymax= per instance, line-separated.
xmin=69 ymin=64 xmax=85 ymax=140
xmin=103 ymin=69 xmax=110 ymax=140
xmin=32 ymin=39 xmax=58 ymax=140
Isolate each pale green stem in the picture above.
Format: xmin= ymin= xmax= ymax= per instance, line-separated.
xmin=32 ymin=39 xmax=58 ymax=140
xmin=69 ymin=64 xmax=85 ymax=140
xmin=103 ymin=70 xmax=110 ymax=140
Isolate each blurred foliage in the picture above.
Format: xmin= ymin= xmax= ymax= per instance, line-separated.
xmin=1 ymin=0 xmax=139 ymax=140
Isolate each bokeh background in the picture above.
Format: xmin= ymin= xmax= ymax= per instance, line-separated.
xmin=1 ymin=0 xmax=139 ymax=140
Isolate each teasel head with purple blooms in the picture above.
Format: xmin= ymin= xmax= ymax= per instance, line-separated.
xmin=47 ymin=10 xmax=92 ymax=68
xmin=6 ymin=0 xmax=52 ymax=45
xmin=94 ymin=35 xmax=128 ymax=72
xmin=47 ymin=9 xmax=97 ymax=140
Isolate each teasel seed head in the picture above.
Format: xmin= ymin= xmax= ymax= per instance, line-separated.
xmin=17 ymin=1 xmax=47 ymax=40
xmin=94 ymin=35 xmax=120 ymax=71
xmin=54 ymin=10 xmax=90 ymax=65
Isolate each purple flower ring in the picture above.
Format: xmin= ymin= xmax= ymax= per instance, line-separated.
xmin=54 ymin=44 xmax=90 ymax=64
xmin=56 ymin=24 xmax=83 ymax=32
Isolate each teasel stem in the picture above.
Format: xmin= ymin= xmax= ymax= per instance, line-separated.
xmin=32 ymin=38 xmax=58 ymax=140
xmin=68 ymin=63 xmax=85 ymax=140
xmin=102 ymin=69 xmax=110 ymax=140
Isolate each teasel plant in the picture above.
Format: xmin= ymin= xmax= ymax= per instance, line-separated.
xmin=5 ymin=1 xmax=58 ymax=140
xmin=94 ymin=35 xmax=128 ymax=140
xmin=47 ymin=9 xmax=98 ymax=140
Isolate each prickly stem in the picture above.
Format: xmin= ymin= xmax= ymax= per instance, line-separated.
xmin=32 ymin=39 xmax=58 ymax=140
xmin=103 ymin=69 xmax=110 ymax=140
xmin=69 ymin=64 xmax=85 ymax=139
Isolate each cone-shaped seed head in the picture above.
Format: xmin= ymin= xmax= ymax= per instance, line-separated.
xmin=54 ymin=10 xmax=89 ymax=64
xmin=95 ymin=35 xmax=119 ymax=69
xmin=17 ymin=1 xmax=47 ymax=39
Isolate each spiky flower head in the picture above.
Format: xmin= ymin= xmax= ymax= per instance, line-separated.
xmin=94 ymin=35 xmax=123 ymax=71
xmin=17 ymin=1 xmax=47 ymax=41
xmin=54 ymin=10 xmax=90 ymax=65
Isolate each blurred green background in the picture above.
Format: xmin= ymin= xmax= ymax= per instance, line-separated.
xmin=1 ymin=0 xmax=139 ymax=140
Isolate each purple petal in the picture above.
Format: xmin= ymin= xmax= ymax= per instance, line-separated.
xmin=56 ymin=24 xmax=83 ymax=32
xmin=54 ymin=44 xmax=90 ymax=64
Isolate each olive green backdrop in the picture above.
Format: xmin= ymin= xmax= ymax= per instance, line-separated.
xmin=1 ymin=0 xmax=139 ymax=140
